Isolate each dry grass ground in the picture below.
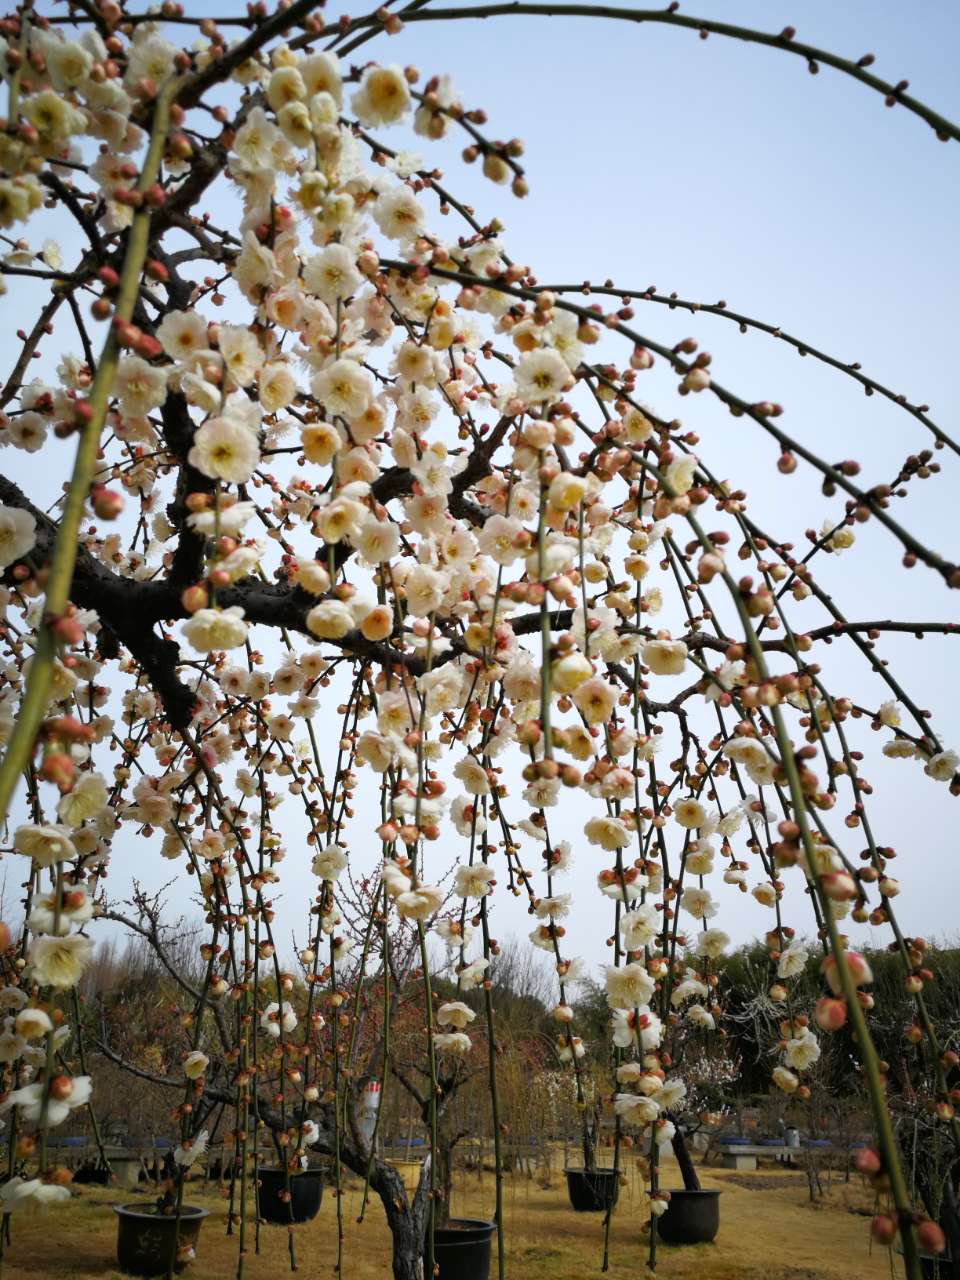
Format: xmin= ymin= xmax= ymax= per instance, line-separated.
xmin=0 ymin=1153 xmax=892 ymax=1280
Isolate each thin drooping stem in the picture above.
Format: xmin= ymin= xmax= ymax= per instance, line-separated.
xmin=384 ymin=4 xmax=960 ymax=143
xmin=0 ymin=74 xmax=183 ymax=822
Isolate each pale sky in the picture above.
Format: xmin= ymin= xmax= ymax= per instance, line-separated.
xmin=1 ymin=2 xmax=958 ymax=976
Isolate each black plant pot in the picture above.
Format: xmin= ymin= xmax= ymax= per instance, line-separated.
xmin=656 ymin=1189 xmax=721 ymax=1245
xmin=896 ymin=1246 xmax=954 ymax=1279
xmin=113 ymin=1203 xmax=208 ymax=1276
xmin=564 ymin=1168 xmax=620 ymax=1213
xmin=428 ymin=1218 xmax=496 ymax=1280
xmin=257 ymin=1168 xmax=324 ymax=1224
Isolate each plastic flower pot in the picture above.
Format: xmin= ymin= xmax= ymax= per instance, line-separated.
xmin=656 ymin=1189 xmax=721 ymax=1245
xmin=564 ymin=1167 xmax=620 ymax=1213
xmin=113 ymin=1203 xmax=208 ymax=1276
xmin=388 ymin=1158 xmax=425 ymax=1193
xmin=256 ymin=1168 xmax=324 ymax=1224
xmin=428 ymin=1218 xmax=496 ymax=1280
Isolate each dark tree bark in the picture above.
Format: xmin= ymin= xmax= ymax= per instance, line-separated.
xmin=581 ymin=1108 xmax=598 ymax=1172
xmin=671 ymin=1125 xmax=702 ymax=1192
xmin=365 ymin=1156 xmax=429 ymax=1280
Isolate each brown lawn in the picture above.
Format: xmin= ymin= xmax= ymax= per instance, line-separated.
xmin=0 ymin=1153 xmax=892 ymax=1279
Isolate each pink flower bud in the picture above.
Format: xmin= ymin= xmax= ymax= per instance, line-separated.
xmin=854 ymin=1148 xmax=882 ymax=1177
xmin=814 ymin=998 xmax=847 ymax=1032
xmin=870 ymin=1215 xmax=897 ymax=1246
xmin=917 ymin=1220 xmax=946 ymax=1254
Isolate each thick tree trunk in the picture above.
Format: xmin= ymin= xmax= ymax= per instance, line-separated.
xmin=671 ymin=1126 xmax=702 ymax=1191
xmin=367 ymin=1153 xmax=428 ymax=1280
xmin=384 ymin=1208 xmax=425 ymax=1280
xmin=249 ymin=1092 xmax=436 ymax=1278
xmin=435 ymin=1139 xmax=453 ymax=1228
xmin=581 ymin=1111 xmax=598 ymax=1171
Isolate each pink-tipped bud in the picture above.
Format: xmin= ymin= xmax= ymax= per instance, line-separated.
xmin=821 ymin=951 xmax=873 ymax=996
xmin=820 ymin=871 xmax=857 ymax=901
xmin=854 ymin=1147 xmax=881 ymax=1177
xmin=870 ymin=1215 xmax=897 ymax=1246
xmin=917 ymin=1221 xmax=946 ymax=1254
xmin=91 ymin=486 xmax=124 ymax=520
xmin=814 ymin=997 xmax=847 ymax=1032
xmin=181 ymin=584 xmax=209 ymax=614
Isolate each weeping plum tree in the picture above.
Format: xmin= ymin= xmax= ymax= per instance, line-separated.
xmin=92 ymin=881 xmax=487 ymax=1277
xmin=0 ymin=3 xmax=957 ymax=1279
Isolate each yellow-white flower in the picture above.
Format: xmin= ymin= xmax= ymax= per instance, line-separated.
xmin=0 ymin=505 xmax=36 ymax=568
xmin=395 ymin=883 xmax=443 ymax=920
xmin=13 ymin=824 xmax=75 ymax=868
xmin=312 ymin=359 xmax=373 ymax=421
xmin=772 ymin=1066 xmax=799 ymax=1094
xmin=453 ymin=862 xmax=495 ymax=899
xmin=547 ymin=471 xmax=589 ymax=512
xmin=266 ymin=65 xmax=306 ymax=112
xmin=182 ymin=606 xmax=248 ymax=653
xmin=351 ymin=65 xmax=411 ymax=126
xmin=695 ymin=929 xmax=730 ymax=960
xmin=157 ymin=310 xmax=209 ymax=362
xmin=0 ymin=1178 xmax=70 ymax=1212
xmin=673 ymin=797 xmax=707 ymax=830
xmin=15 ymin=1008 xmax=52 ymax=1040
xmin=777 ymin=942 xmax=807 ymax=978
xmin=260 ymin=1001 xmax=297 ymax=1039
xmin=404 ymin=565 xmax=446 ymax=617
xmin=300 ymin=51 xmax=343 ymax=106
xmin=29 ymin=935 xmax=92 ymax=989
xmin=665 ymin=454 xmax=697 ymax=495
xmin=620 ymin=905 xmax=659 ymax=950
xmin=56 ymin=773 xmax=108 ymax=826
xmin=312 ymin=843 xmax=348 ymax=881
xmin=303 ymin=244 xmax=362 ymax=305
xmin=354 ymin=518 xmax=400 ymax=565
xmin=642 ymin=638 xmax=688 ymax=676
xmin=115 ymin=355 xmax=167 ymax=417
xmin=217 ymin=325 xmax=264 ymax=388
xmin=614 ymin=1092 xmax=660 ymax=1124
xmin=306 ymin=599 xmax=354 ymax=640
xmin=22 ymin=90 xmax=85 ymax=145
xmin=453 ymin=757 xmax=490 ymax=796
xmin=433 ymin=1031 xmax=471 ymax=1055
xmin=571 ymin=675 xmax=616 ymax=725
xmin=680 ymin=887 xmax=716 ymax=921
xmin=514 ymin=348 xmax=573 ymax=404
xmin=44 ymin=38 xmax=93 ymax=91
xmin=784 ymin=1029 xmax=820 ymax=1071
xmin=584 ymin=815 xmax=630 ymax=851
xmin=188 ymin=416 xmax=261 ymax=484
xmin=301 ymin=421 xmax=343 ymax=466
xmin=184 ymin=1051 xmax=209 ymax=1079
xmin=458 ymin=958 xmax=489 ymax=989
xmin=437 ymin=1001 xmax=475 ymax=1030
xmin=605 ymin=962 xmax=655 ymax=1010
xmin=258 ymin=361 xmax=298 ymax=414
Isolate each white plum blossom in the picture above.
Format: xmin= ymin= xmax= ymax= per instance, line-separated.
xmin=453 ymin=863 xmax=496 ymax=899
xmin=584 ymin=815 xmax=631 ymax=851
xmin=312 ymin=844 xmax=348 ymax=881
xmin=260 ymin=1002 xmax=298 ymax=1039
xmin=0 ymin=505 xmax=36 ymax=568
xmin=183 ymin=607 xmax=248 ymax=653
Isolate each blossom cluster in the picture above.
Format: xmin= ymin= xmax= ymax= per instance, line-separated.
xmin=0 ymin=1 xmax=955 ymax=1255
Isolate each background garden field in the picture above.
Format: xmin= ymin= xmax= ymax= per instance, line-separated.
xmin=1 ymin=1152 xmax=890 ymax=1280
